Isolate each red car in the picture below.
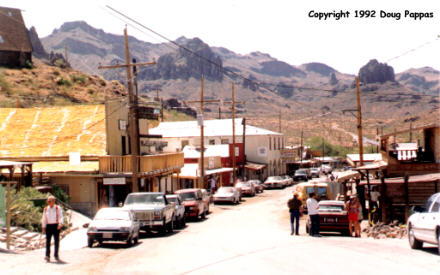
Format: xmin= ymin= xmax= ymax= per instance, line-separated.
xmin=175 ymin=189 xmax=208 ymax=220
xmin=306 ymin=200 xmax=350 ymax=235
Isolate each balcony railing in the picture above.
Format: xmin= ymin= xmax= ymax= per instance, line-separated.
xmin=99 ymin=153 xmax=184 ymax=174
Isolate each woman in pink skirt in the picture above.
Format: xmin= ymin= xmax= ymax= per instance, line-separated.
xmin=346 ymin=195 xmax=361 ymax=237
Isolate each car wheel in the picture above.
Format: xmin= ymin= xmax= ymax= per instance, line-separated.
xmin=182 ymin=216 xmax=186 ymax=227
xmin=437 ymin=231 xmax=440 ymax=255
xmin=207 ymin=205 xmax=210 ymax=214
xmin=159 ymin=219 xmax=167 ymax=235
xmin=408 ymin=225 xmax=423 ymax=249
xmin=201 ymin=211 xmax=206 ymax=220
xmin=87 ymin=237 xmax=94 ymax=248
xmin=126 ymin=237 xmax=133 ymax=247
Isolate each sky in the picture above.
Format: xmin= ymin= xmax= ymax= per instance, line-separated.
xmin=3 ymin=0 xmax=440 ymax=74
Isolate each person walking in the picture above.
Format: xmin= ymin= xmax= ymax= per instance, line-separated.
xmin=345 ymin=195 xmax=361 ymax=237
xmin=42 ymin=195 xmax=64 ymax=262
xmin=306 ymin=193 xmax=321 ymax=237
xmin=287 ymin=192 xmax=302 ymax=235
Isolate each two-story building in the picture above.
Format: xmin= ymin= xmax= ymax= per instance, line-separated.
xmin=148 ymin=118 xmax=285 ymax=179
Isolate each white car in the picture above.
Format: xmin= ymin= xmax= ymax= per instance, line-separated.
xmin=264 ymin=176 xmax=284 ymax=189
xmin=166 ymin=194 xmax=186 ymax=228
xmin=321 ymin=164 xmax=332 ymax=175
xmin=87 ymin=207 xmax=140 ymax=247
xmin=408 ymin=193 xmax=440 ymax=254
xmin=213 ymin=187 xmax=241 ymax=204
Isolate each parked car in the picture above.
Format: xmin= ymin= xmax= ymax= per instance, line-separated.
xmin=165 ymin=194 xmax=186 ymax=228
xmin=264 ymin=176 xmax=284 ymax=189
xmin=310 ymin=168 xmax=320 ymax=178
xmin=213 ymin=186 xmax=241 ymax=204
xmin=293 ymin=169 xmax=309 ymax=182
xmin=408 ymin=193 xmax=440 ymax=254
xmin=306 ymin=200 xmax=349 ymax=235
xmin=248 ymin=179 xmax=264 ymax=193
xmin=321 ymin=164 xmax=332 ymax=175
xmin=201 ymin=189 xmax=212 ymax=214
xmin=235 ymin=181 xmax=256 ymax=196
xmin=175 ymin=188 xmax=209 ymax=220
xmin=87 ymin=207 xmax=140 ymax=247
xmin=123 ymin=192 xmax=175 ymax=235
xmin=280 ymin=175 xmax=294 ymax=186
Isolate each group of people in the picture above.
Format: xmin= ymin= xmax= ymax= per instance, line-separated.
xmin=287 ymin=192 xmax=321 ymax=237
xmin=287 ymin=190 xmax=379 ymax=237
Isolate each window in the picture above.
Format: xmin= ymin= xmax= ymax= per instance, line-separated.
xmin=209 ymin=139 xmax=216 ymax=145
xmin=269 ymin=137 xmax=272 ymax=150
xmin=0 ymin=35 xmax=4 ymax=43
xmin=431 ymin=197 xmax=440 ymax=212
xmin=221 ymin=138 xmax=229 ymax=144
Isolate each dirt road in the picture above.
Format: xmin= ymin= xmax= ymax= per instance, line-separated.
xmin=1 ymin=186 xmax=439 ymax=275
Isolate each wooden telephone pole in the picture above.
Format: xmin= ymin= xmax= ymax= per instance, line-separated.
xmin=278 ymin=110 xmax=282 ymax=133
xmin=223 ymin=83 xmax=244 ymax=184
xmin=99 ymin=27 xmax=156 ymax=192
xmin=356 ymin=77 xmax=364 ymax=167
xmin=184 ymin=77 xmax=220 ymax=188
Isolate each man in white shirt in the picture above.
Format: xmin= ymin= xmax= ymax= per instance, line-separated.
xmin=370 ymin=187 xmax=381 ymax=209
xmin=42 ymin=195 xmax=64 ymax=262
xmin=306 ymin=193 xmax=321 ymax=237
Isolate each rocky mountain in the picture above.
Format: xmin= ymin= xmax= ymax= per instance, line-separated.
xmin=39 ymin=21 xmax=439 ymax=146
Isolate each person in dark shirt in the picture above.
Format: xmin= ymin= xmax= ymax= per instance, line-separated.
xmin=287 ymin=192 xmax=302 ymax=235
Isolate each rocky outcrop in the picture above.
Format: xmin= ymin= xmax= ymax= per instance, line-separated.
xmin=359 ymin=59 xmax=395 ymax=84
xmin=138 ymin=38 xmax=223 ymax=82
xmin=253 ymin=61 xmax=306 ymax=78
xmin=303 ymin=62 xmax=336 ymax=76
xmin=28 ymin=26 xmax=49 ymax=59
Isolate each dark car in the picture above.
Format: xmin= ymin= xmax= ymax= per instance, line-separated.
xmin=306 ymin=200 xmax=349 ymax=235
xmin=293 ymin=169 xmax=309 ymax=182
xmin=175 ymin=188 xmax=208 ymax=220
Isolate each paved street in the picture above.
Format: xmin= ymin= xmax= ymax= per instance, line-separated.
xmin=1 ymin=186 xmax=439 ymax=275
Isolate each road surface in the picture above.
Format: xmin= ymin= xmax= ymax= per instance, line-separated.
xmin=1 ymin=186 xmax=439 ymax=275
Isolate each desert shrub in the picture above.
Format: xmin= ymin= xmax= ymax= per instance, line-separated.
xmin=56 ymin=77 xmax=72 ymax=87
xmin=307 ymin=136 xmax=354 ymax=157
xmin=10 ymin=187 xmax=48 ymax=231
xmin=24 ymin=60 xmax=34 ymax=69
xmin=71 ymin=74 xmax=87 ymax=84
xmin=0 ymin=73 xmax=12 ymax=94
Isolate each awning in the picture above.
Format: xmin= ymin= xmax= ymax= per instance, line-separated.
xmin=173 ymin=163 xmax=233 ymax=179
xmin=353 ymin=160 xmax=388 ymax=171
xmin=244 ymin=162 xmax=266 ymax=171
xmin=360 ymin=173 xmax=440 ymax=185
xmin=335 ymin=170 xmax=361 ymax=183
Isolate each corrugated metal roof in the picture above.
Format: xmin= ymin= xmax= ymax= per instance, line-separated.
xmin=0 ymin=105 xmax=106 ymax=157
xmin=183 ymin=144 xmax=230 ymax=158
xmin=149 ymin=118 xmax=282 ymax=138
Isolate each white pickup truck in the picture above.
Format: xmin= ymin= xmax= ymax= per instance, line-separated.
xmin=408 ymin=192 xmax=440 ymax=255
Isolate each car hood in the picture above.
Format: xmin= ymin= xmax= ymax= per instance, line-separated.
xmin=90 ymin=219 xmax=132 ymax=229
xmin=214 ymin=193 xmax=234 ymax=197
xmin=123 ymin=204 xmax=164 ymax=211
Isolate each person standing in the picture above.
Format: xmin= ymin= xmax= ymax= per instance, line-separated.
xmin=42 ymin=195 xmax=64 ymax=262
xmin=287 ymin=192 xmax=302 ymax=235
xmin=345 ymin=195 xmax=361 ymax=237
xmin=370 ymin=186 xmax=381 ymax=210
xmin=306 ymin=193 xmax=321 ymax=237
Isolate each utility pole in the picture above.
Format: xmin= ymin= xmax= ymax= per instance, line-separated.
xmin=242 ymin=117 xmax=246 ymax=178
xmin=278 ymin=110 xmax=282 ymax=133
xmin=223 ymin=83 xmax=245 ymax=184
xmin=218 ymin=104 xmax=222 ymax=119
xmin=98 ymin=27 xmax=156 ymax=192
xmin=184 ymin=78 xmax=220 ymax=189
xmin=64 ymin=45 xmax=69 ymax=67
xmin=300 ymin=129 xmax=304 ymax=162
xmin=356 ymin=77 xmax=364 ymax=167
xmin=409 ymin=123 xmax=413 ymax=143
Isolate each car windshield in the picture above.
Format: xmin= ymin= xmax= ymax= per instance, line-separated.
xmin=311 ymin=169 xmax=319 ymax=172
xmin=248 ymin=180 xmax=260 ymax=184
xmin=296 ymin=170 xmax=307 ymax=175
xmin=217 ymin=187 xmax=234 ymax=194
xmin=305 ymin=187 xmax=314 ymax=194
xmin=241 ymin=183 xmax=251 ymax=187
xmin=319 ymin=204 xmax=344 ymax=212
xmin=125 ymin=194 xmax=164 ymax=205
xmin=94 ymin=209 xmax=131 ymax=221
xmin=179 ymin=192 xmax=196 ymax=201
xmin=317 ymin=187 xmax=327 ymax=195
xmin=167 ymin=197 xmax=178 ymax=203
xmin=267 ymin=176 xmax=281 ymax=181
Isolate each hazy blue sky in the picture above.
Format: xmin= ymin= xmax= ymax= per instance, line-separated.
xmin=3 ymin=0 xmax=440 ymax=74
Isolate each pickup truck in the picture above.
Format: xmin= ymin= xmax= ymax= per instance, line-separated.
xmin=123 ymin=192 xmax=176 ymax=235
xmin=408 ymin=192 xmax=440 ymax=255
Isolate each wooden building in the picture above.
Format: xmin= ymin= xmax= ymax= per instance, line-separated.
xmin=0 ymin=7 xmax=32 ymax=67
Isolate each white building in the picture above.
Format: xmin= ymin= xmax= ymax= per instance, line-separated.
xmin=148 ymin=118 xmax=286 ymax=178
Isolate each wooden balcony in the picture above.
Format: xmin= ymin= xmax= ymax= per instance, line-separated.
xmin=99 ymin=153 xmax=184 ymax=175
